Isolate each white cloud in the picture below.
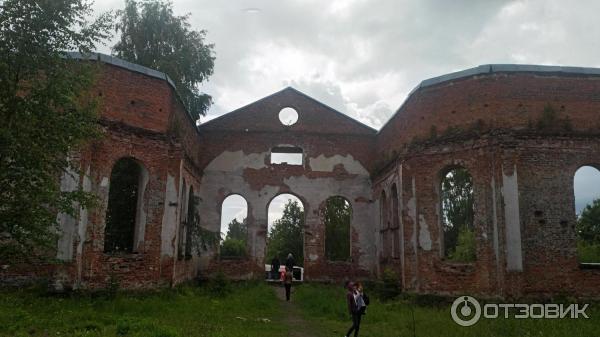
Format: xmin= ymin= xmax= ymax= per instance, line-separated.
xmin=92 ymin=0 xmax=600 ymax=219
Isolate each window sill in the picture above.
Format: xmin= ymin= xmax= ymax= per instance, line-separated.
xmin=102 ymin=252 xmax=144 ymax=261
xmin=579 ymin=263 xmax=600 ymax=270
xmin=438 ymin=260 xmax=476 ymax=273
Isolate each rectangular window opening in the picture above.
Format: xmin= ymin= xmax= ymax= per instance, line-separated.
xmin=271 ymin=147 xmax=303 ymax=166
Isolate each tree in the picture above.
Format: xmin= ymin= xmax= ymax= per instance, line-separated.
xmin=224 ymin=218 xmax=247 ymax=242
xmin=576 ymin=198 xmax=600 ymax=263
xmin=324 ymin=196 xmax=351 ymax=261
xmin=0 ymin=0 xmax=111 ymax=262
xmin=113 ymin=0 xmax=215 ymax=120
xmin=441 ymin=167 xmax=475 ymax=261
xmin=220 ymin=218 xmax=247 ymax=258
xmin=577 ymin=198 xmax=600 ymax=244
xmin=266 ymin=200 xmax=304 ymax=266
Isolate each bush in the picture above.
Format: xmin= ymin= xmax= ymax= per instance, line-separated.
xmin=447 ymin=227 xmax=476 ymax=262
xmin=220 ymin=238 xmax=246 ymax=258
xmin=208 ymin=270 xmax=231 ymax=296
xmin=578 ymin=241 xmax=600 ymax=263
xmin=379 ymin=268 xmax=400 ymax=301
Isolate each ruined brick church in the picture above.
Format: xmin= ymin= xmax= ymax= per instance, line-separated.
xmin=4 ymin=53 xmax=600 ymax=298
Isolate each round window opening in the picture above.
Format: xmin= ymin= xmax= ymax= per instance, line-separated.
xmin=279 ymin=107 xmax=298 ymax=126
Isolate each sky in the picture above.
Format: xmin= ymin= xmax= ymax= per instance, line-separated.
xmin=92 ymin=0 xmax=600 ymax=225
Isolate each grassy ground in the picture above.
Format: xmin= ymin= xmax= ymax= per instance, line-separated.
xmin=2 ymin=281 xmax=599 ymax=337
xmin=293 ymin=283 xmax=600 ymax=337
xmin=0 ymin=281 xmax=287 ymax=337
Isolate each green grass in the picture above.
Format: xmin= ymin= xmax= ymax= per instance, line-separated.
xmin=0 ymin=282 xmax=287 ymax=337
xmin=293 ymin=283 xmax=600 ymax=337
xmin=3 ymin=281 xmax=599 ymax=337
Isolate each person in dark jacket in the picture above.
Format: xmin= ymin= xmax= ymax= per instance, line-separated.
xmin=270 ymin=256 xmax=280 ymax=280
xmin=283 ymin=266 xmax=293 ymax=301
xmin=285 ymin=253 xmax=295 ymax=270
xmin=345 ymin=282 xmax=362 ymax=337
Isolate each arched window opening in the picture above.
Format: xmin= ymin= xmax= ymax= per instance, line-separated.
xmin=441 ymin=167 xmax=475 ymax=262
xmin=574 ymin=166 xmax=600 ymax=264
xmin=267 ymin=194 xmax=304 ymax=268
xmin=324 ymin=196 xmax=352 ymax=261
xmin=391 ymin=184 xmax=400 ymax=259
xmin=220 ymin=194 xmax=248 ymax=258
xmin=104 ymin=158 xmax=143 ymax=253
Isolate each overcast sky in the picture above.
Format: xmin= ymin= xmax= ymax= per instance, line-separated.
xmin=93 ymin=0 xmax=600 ymax=224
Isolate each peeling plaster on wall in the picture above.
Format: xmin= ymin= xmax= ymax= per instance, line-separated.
xmin=418 ymin=214 xmax=432 ymax=251
xmin=491 ymin=176 xmax=500 ymax=267
xmin=205 ymin=150 xmax=268 ymax=172
xmin=397 ymin=164 xmax=406 ymax=288
xmin=282 ymin=175 xmax=375 ymax=269
xmin=160 ymin=174 xmax=178 ymax=257
xmin=198 ymin=169 xmax=280 ymax=263
xmin=134 ymin=167 xmax=149 ymax=251
xmin=407 ymin=180 xmax=417 ymax=257
xmin=410 ymin=176 xmax=418 ymax=288
xmin=56 ymin=164 xmax=80 ymax=261
xmin=76 ymin=166 xmax=92 ymax=285
xmin=198 ymin=148 xmax=376 ymax=271
xmin=100 ymin=177 xmax=109 ymax=187
xmin=501 ymin=166 xmax=523 ymax=272
xmin=308 ymin=154 xmax=369 ymax=175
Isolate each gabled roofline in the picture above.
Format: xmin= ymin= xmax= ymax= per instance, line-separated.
xmin=377 ymin=63 xmax=600 ymax=134
xmin=198 ymin=86 xmax=377 ymax=134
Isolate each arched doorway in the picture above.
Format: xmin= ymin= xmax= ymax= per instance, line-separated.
xmin=266 ymin=194 xmax=305 ymax=267
xmin=220 ymin=194 xmax=248 ymax=258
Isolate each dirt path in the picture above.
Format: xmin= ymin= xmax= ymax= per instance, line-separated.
xmin=273 ymin=285 xmax=320 ymax=337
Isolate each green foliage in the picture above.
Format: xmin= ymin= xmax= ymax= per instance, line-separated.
xmin=446 ymin=227 xmax=476 ymax=262
xmin=106 ymin=273 xmax=120 ymax=298
xmin=207 ymin=270 xmax=231 ymax=296
xmin=576 ymin=198 xmax=600 ymax=244
xmin=0 ymin=0 xmax=111 ymax=263
xmin=185 ymin=195 xmax=219 ymax=256
xmin=577 ymin=241 xmax=600 ymax=263
xmin=323 ymin=196 xmax=352 ymax=261
xmin=294 ymin=283 xmax=600 ymax=337
xmin=266 ymin=200 xmax=304 ymax=266
xmin=220 ymin=238 xmax=246 ymax=258
xmin=220 ymin=218 xmax=247 ymax=258
xmin=224 ymin=218 xmax=247 ymax=242
xmin=1 ymin=282 xmax=286 ymax=336
xmin=380 ymin=268 xmax=400 ymax=301
xmin=536 ymin=104 xmax=572 ymax=131
xmin=441 ymin=167 xmax=475 ymax=261
xmin=576 ymin=198 xmax=600 ymax=263
xmin=113 ymin=0 xmax=215 ymax=120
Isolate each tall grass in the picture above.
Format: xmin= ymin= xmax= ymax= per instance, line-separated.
xmin=294 ymin=283 xmax=600 ymax=337
xmin=0 ymin=282 xmax=287 ymax=337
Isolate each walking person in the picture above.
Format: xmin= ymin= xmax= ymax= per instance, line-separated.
xmin=355 ymin=281 xmax=368 ymax=314
xmin=283 ymin=266 xmax=293 ymax=301
xmin=270 ymin=255 xmax=280 ymax=280
xmin=285 ymin=253 xmax=295 ymax=270
xmin=345 ymin=282 xmax=364 ymax=337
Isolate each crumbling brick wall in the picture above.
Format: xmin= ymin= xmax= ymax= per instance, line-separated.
xmin=3 ymin=56 xmax=600 ymax=299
